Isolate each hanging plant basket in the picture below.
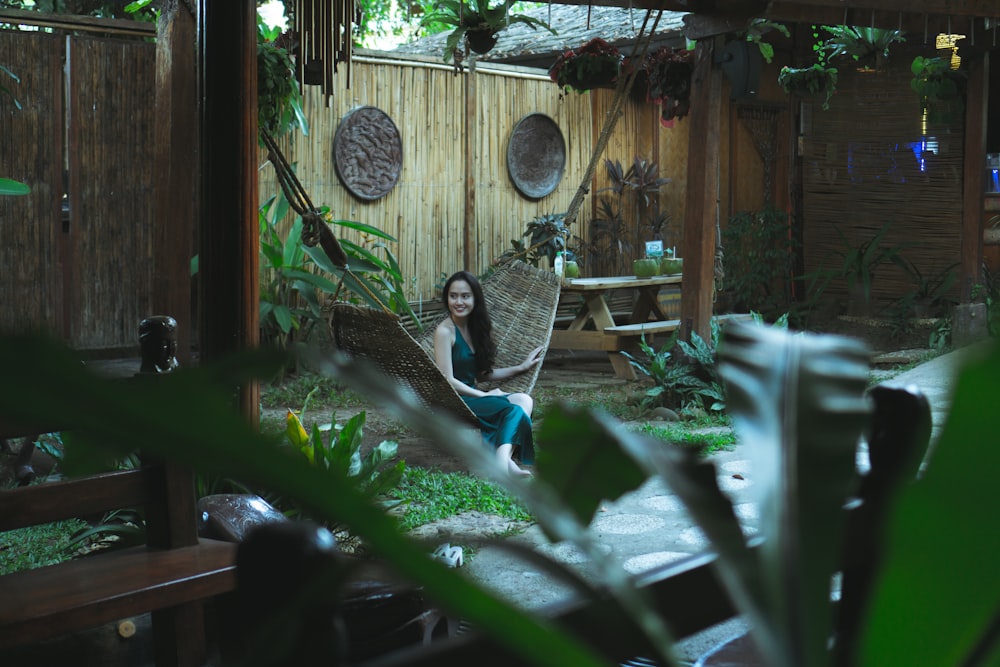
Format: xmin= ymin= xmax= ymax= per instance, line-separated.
xmin=911 ymin=55 xmax=967 ymax=124
xmin=643 ymin=46 xmax=694 ymax=126
xmin=778 ymin=64 xmax=838 ymax=110
xmin=548 ymin=38 xmax=623 ymax=93
xmin=466 ymin=28 xmax=498 ymax=54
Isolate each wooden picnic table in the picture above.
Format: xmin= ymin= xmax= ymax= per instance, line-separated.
xmin=549 ymin=274 xmax=683 ymax=380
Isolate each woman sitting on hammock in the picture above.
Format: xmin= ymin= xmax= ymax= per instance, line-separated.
xmin=434 ymin=271 xmax=543 ymax=478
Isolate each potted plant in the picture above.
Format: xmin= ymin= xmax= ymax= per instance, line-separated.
xmin=641 ymin=46 xmax=694 ymax=126
xmin=910 ymin=55 xmax=967 ymax=124
xmin=778 ymin=62 xmax=838 ymax=109
xmin=420 ymin=0 xmax=555 ymax=64
xmin=821 ymin=25 xmax=905 ymax=71
xmin=548 ymin=38 xmax=624 ymax=94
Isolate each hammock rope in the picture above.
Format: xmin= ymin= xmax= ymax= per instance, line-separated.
xmin=261 ymin=129 xmax=392 ymax=314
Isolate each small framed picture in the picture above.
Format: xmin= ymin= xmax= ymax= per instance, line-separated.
xmin=645 ymin=240 xmax=664 ymax=258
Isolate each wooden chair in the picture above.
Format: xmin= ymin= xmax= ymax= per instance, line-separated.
xmin=329 ymin=260 xmax=562 ymax=426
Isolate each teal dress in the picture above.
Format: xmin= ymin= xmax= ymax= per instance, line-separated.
xmin=452 ymin=332 xmax=535 ymax=464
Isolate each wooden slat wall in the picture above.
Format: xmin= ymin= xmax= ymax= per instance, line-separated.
xmin=67 ymin=36 xmax=156 ymax=349
xmin=801 ymin=45 xmax=964 ymax=312
xmin=0 ymin=32 xmax=64 ymax=334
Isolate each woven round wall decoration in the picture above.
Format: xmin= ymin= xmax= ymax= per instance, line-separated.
xmin=333 ymin=106 xmax=403 ymax=201
xmin=507 ymin=113 xmax=566 ymax=199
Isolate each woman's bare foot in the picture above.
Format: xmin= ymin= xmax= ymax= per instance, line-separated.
xmin=507 ymin=459 xmax=532 ymax=478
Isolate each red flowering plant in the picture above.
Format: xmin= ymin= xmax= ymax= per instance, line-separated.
xmin=548 ymin=38 xmax=624 ymax=94
xmin=643 ymin=46 xmax=694 ymax=127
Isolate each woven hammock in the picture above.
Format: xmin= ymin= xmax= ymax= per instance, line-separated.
xmin=330 ymin=261 xmax=561 ymax=427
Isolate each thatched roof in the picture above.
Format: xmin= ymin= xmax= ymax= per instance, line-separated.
xmin=393 ymin=4 xmax=688 ymax=67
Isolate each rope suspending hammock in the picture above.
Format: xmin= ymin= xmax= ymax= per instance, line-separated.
xmin=261 ymin=129 xmax=391 ymax=314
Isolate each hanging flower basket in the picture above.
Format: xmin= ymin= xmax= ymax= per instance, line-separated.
xmin=548 ymin=38 xmax=623 ymax=94
xmin=642 ymin=46 xmax=694 ymax=127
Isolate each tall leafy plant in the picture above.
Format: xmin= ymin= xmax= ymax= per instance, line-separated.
xmin=259 ymin=189 xmax=421 ymax=351
xmin=589 ymin=157 xmax=672 ymax=275
xmin=722 ymin=205 xmax=798 ymax=319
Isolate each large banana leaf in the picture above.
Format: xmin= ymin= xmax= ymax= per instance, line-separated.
xmin=861 ymin=341 xmax=1000 ymax=667
xmin=715 ymin=323 xmax=872 ymax=667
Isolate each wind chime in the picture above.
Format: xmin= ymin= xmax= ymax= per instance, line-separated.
xmin=295 ymin=0 xmax=355 ymax=103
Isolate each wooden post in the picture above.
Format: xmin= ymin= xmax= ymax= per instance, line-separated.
xmin=464 ymin=57 xmax=477 ymax=271
xmin=152 ymin=0 xmax=196 ymax=367
xmin=961 ymin=51 xmax=988 ymax=303
xmin=198 ymin=0 xmax=260 ymax=424
xmin=680 ymin=38 xmax=723 ymax=342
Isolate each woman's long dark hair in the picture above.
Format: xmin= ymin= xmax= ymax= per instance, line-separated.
xmin=442 ymin=271 xmax=496 ymax=375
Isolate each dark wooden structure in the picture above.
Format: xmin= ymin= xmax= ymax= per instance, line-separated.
xmin=0 ymin=424 xmax=238 ymax=667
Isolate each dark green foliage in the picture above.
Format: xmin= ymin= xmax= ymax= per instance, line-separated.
xmin=258 ymin=189 xmax=420 ymax=352
xmin=621 ymin=320 xmax=726 ymax=416
xmin=722 ymin=205 xmax=798 ymax=319
xmin=419 ymin=0 xmax=555 ymax=64
xmin=256 ymin=15 xmax=308 ymax=140
xmin=282 ymin=408 xmax=405 ymax=529
xmin=911 ymin=56 xmax=967 ymax=123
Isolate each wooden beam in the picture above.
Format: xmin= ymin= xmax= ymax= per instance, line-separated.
xmin=680 ymin=38 xmax=723 ymax=343
xmin=152 ymin=0 xmax=196 ymax=367
xmin=535 ymin=0 xmax=1000 ymax=21
xmin=198 ymin=0 xmax=260 ymax=423
xmin=961 ymin=51 xmax=988 ymax=303
xmin=0 ymin=8 xmax=155 ymax=36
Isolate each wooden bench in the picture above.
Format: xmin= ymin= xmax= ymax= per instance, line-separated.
xmin=604 ymin=314 xmax=753 ymax=339
xmin=0 ymin=424 xmax=238 ymax=667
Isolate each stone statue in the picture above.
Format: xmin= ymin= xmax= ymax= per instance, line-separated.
xmin=138 ymin=315 xmax=179 ymax=374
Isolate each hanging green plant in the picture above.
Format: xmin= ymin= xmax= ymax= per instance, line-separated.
xmin=256 ymin=16 xmax=308 ymax=141
xmin=910 ymin=55 xmax=967 ymax=124
xmin=821 ymin=25 xmax=905 ymax=71
xmin=548 ymin=38 xmax=623 ymax=94
xmin=778 ymin=63 xmax=838 ymax=110
xmin=421 ymin=0 xmax=555 ymax=65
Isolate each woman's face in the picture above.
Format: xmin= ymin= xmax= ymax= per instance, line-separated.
xmin=447 ymin=279 xmax=475 ymax=320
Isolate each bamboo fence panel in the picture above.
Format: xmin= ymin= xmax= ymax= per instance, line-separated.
xmin=471 ymin=67 xmax=592 ymax=274
xmin=67 ymin=36 xmax=156 ymax=349
xmin=801 ymin=47 xmax=963 ymax=314
xmin=0 ymin=31 xmax=63 ymax=335
xmin=261 ymin=52 xmax=701 ymax=297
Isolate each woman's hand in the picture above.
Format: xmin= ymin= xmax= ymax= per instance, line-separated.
xmin=520 ymin=346 xmax=544 ymax=372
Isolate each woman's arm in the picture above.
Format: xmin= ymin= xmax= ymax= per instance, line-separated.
xmin=482 ymin=346 xmax=544 ymax=382
xmin=433 ymin=322 xmax=495 ymax=398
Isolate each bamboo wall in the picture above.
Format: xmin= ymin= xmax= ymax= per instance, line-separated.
xmin=800 ymin=45 xmax=964 ymax=312
xmin=262 ymin=51 xmax=696 ymax=301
